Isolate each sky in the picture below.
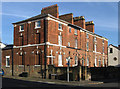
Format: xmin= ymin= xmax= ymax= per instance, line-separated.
xmin=1 ymin=2 xmax=118 ymax=46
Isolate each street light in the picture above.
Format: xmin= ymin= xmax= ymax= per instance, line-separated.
xmin=66 ymin=56 xmax=70 ymax=82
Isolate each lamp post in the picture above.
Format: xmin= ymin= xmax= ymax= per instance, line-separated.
xmin=66 ymin=56 xmax=70 ymax=82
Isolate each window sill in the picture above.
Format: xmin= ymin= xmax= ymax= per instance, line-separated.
xmin=35 ymin=26 xmax=41 ymax=29
xmin=19 ymin=30 xmax=24 ymax=32
xmin=6 ymin=66 xmax=10 ymax=68
xmin=58 ymin=65 xmax=63 ymax=67
xmin=18 ymin=65 xmax=24 ymax=67
xmin=58 ymin=29 xmax=63 ymax=31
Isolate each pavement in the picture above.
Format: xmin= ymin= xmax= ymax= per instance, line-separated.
xmin=2 ymin=75 xmax=104 ymax=87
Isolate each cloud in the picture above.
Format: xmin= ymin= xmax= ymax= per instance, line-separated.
xmin=0 ymin=12 xmax=30 ymax=18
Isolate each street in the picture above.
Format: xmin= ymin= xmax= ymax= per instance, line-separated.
xmin=1 ymin=77 xmax=120 ymax=89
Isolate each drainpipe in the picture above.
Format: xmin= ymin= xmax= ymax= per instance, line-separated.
xmin=44 ymin=18 xmax=47 ymax=79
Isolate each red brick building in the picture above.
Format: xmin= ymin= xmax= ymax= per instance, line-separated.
xmin=2 ymin=4 xmax=108 ymax=80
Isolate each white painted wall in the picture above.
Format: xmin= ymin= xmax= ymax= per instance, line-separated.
xmin=108 ymin=45 xmax=120 ymax=67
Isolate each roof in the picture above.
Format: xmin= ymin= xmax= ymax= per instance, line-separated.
xmin=2 ymin=44 xmax=13 ymax=50
xmin=12 ymin=14 xmax=48 ymax=24
xmin=109 ymin=44 xmax=120 ymax=50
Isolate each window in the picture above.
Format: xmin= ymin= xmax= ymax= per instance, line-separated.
xmin=87 ymin=42 xmax=89 ymax=51
xmin=74 ymin=29 xmax=77 ymax=35
xmin=68 ymin=42 xmax=70 ymax=47
xmin=103 ymin=39 xmax=104 ymax=43
xmin=58 ymin=35 xmax=62 ymax=45
xmin=58 ymin=54 xmax=62 ymax=66
xmin=113 ymin=57 xmax=117 ymax=61
xmin=99 ymin=59 xmax=101 ymax=67
xmin=95 ymin=44 xmax=97 ymax=52
xmin=75 ymin=39 xmax=78 ymax=48
xmin=87 ymin=57 xmax=89 ymax=66
xmin=86 ymin=33 xmax=89 ymax=39
xmin=82 ymin=58 xmax=84 ymax=66
xmin=110 ymin=48 xmax=113 ymax=53
xmin=75 ymin=56 xmax=78 ymax=65
xmin=94 ymin=36 xmax=96 ymax=41
xmin=58 ymin=23 xmax=62 ymax=30
xmin=20 ymin=25 xmax=24 ymax=31
xmin=69 ymin=27 xmax=71 ymax=33
xmin=95 ymin=58 xmax=97 ymax=67
xmin=6 ymin=56 xmax=10 ymax=67
xmin=103 ymin=59 xmax=105 ymax=67
xmin=35 ymin=21 xmax=41 ymax=28
xmin=103 ymin=46 xmax=104 ymax=53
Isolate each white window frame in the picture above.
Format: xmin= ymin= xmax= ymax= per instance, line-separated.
xmin=35 ymin=21 xmax=41 ymax=29
xmin=74 ymin=29 xmax=77 ymax=35
xmin=75 ymin=39 xmax=78 ymax=48
xmin=6 ymin=56 xmax=10 ymax=67
xmin=58 ymin=54 xmax=63 ymax=66
xmin=19 ymin=25 xmax=24 ymax=32
xmin=58 ymin=35 xmax=62 ymax=45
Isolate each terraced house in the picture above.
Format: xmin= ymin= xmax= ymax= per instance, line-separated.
xmin=2 ymin=4 xmax=108 ymax=81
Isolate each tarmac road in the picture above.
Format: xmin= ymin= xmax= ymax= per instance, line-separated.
xmin=2 ymin=77 xmax=120 ymax=89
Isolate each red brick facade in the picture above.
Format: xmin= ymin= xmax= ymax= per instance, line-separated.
xmin=2 ymin=4 xmax=108 ymax=79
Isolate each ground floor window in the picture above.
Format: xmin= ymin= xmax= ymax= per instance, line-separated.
xmin=6 ymin=56 xmax=10 ymax=67
xmin=95 ymin=58 xmax=97 ymax=67
xmin=58 ymin=54 xmax=62 ymax=66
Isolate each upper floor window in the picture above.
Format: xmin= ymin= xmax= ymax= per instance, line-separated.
xmin=103 ymin=46 xmax=104 ymax=53
xmin=35 ymin=21 xmax=41 ymax=28
xmin=6 ymin=56 xmax=10 ymax=67
xmin=110 ymin=48 xmax=113 ymax=53
xmin=103 ymin=39 xmax=104 ymax=44
xmin=74 ymin=29 xmax=77 ymax=35
xmin=94 ymin=36 xmax=96 ymax=42
xmin=87 ymin=42 xmax=89 ymax=51
xmin=75 ymin=39 xmax=78 ymax=48
xmin=68 ymin=42 xmax=70 ymax=47
xmin=86 ymin=33 xmax=89 ymax=39
xmin=95 ymin=44 xmax=97 ymax=52
xmin=20 ymin=25 xmax=24 ymax=31
xmin=69 ymin=27 xmax=71 ymax=33
xmin=58 ymin=35 xmax=62 ymax=45
xmin=58 ymin=23 xmax=62 ymax=30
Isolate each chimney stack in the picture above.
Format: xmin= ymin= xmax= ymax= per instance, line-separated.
xmin=73 ymin=16 xmax=85 ymax=29
xmin=41 ymin=4 xmax=59 ymax=18
xmin=85 ymin=21 xmax=94 ymax=33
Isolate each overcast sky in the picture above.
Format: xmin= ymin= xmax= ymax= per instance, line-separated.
xmin=1 ymin=2 xmax=118 ymax=46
